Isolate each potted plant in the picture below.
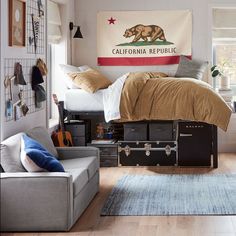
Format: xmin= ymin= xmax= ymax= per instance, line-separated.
xmin=211 ymin=64 xmax=231 ymax=91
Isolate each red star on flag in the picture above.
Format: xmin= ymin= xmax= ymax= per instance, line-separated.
xmin=108 ymin=17 xmax=116 ymax=24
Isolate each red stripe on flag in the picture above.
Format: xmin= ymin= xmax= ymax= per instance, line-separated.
xmin=97 ymin=55 xmax=192 ymax=66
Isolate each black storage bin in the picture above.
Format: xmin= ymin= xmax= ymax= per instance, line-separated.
xmin=118 ymin=141 xmax=177 ymax=166
xmin=65 ymin=122 xmax=86 ymax=136
xmin=149 ymin=122 xmax=173 ymax=141
xmin=178 ymin=122 xmax=212 ymax=166
xmin=124 ymin=123 xmax=147 ymax=141
xmin=65 ymin=121 xmax=90 ymax=146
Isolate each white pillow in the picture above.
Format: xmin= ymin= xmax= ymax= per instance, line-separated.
xmin=59 ymin=64 xmax=81 ymax=89
xmin=59 ymin=64 xmax=92 ymax=89
xmin=20 ymin=136 xmax=44 ymax=172
xmin=78 ymin=65 xmax=91 ymax=71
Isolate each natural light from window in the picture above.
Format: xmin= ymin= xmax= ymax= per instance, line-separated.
xmin=212 ymin=7 xmax=236 ymax=96
xmin=213 ymin=43 xmax=236 ymax=85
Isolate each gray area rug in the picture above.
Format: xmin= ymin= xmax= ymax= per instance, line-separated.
xmin=101 ymin=174 xmax=236 ymax=216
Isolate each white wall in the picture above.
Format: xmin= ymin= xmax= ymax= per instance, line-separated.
xmin=0 ymin=0 xmax=47 ymax=140
xmin=73 ymin=0 xmax=236 ymax=81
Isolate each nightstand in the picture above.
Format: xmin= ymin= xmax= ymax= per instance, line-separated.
xmin=218 ymin=112 xmax=236 ymax=152
xmin=87 ymin=142 xmax=118 ymax=167
xmin=217 ymin=89 xmax=236 ymax=112
xmin=233 ymin=96 xmax=236 ymax=112
xmin=217 ymin=89 xmax=234 ymax=106
xmin=217 ymin=90 xmax=236 ymax=152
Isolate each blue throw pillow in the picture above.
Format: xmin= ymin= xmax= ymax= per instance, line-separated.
xmin=22 ymin=134 xmax=65 ymax=172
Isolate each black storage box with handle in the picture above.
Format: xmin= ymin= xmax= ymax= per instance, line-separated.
xmin=118 ymin=141 xmax=177 ymax=166
xmin=124 ymin=123 xmax=147 ymax=141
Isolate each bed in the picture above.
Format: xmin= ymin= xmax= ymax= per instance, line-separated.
xmin=63 ymin=72 xmax=232 ymax=168
xmin=64 ymin=71 xmax=231 ymax=130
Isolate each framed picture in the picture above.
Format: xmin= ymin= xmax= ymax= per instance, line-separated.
xmin=9 ymin=0 xmax=26 ymax=47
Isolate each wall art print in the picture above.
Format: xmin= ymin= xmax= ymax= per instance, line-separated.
xmin=97 ymin=10 xmax=192 ymax=66
xmin=9 ymin=0 xmax=26 ymax=47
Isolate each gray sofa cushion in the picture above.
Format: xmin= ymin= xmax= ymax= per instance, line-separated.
xmin=175 ymin=55 xmax=208 ymax=80
xmin=26 ymin=127 xmax=58 ymax=158
xmin=60 ymin=156 xmax=99 ymax=179
xmin=0 ymin=133 xmax=26 ymax=172
xmin=68 ymin=169 xmax=89 ymax=197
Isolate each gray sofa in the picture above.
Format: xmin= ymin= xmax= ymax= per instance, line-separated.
xmin=0 ymin=127 xmax=100 ymax=231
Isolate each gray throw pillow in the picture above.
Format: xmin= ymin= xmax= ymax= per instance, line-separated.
xmin=26 ymin=127 xmax=58 ymax=158
xmin=1 ymin=133 xmax=26 ymax=172
xmin=175 ymin=55 xmax=208 ymax=80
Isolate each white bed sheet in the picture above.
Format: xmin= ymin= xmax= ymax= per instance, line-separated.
xmin=65 ymin=89 xmax=104 ymax=111
xmin=103 ymin=73 xmax=129 ymax=122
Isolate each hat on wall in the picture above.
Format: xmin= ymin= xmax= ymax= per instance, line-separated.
xmin=32 ymin=66 xmax=44 ymax=90
xmin=36 ymin=58 xmax=48 ymax=76
xmin=14 ymin=62 xmax=27 ymax=85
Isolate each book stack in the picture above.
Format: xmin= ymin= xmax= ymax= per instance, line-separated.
xmin=91 ymin=139 xmax=116 ymax=144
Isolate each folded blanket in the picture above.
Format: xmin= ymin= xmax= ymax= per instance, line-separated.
xmin=119 ymin=72 xmax=232 ymax=131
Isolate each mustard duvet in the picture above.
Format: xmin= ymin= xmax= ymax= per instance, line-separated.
xmin=119 ymin=72 xmax=232 ymax=131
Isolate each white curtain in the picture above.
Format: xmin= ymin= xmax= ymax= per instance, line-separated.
xmin=48 ymin=0 xmax=62 ymax=44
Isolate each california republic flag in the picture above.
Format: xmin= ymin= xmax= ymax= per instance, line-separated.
xmin=97 ymin=10 xmax=192 ymax=66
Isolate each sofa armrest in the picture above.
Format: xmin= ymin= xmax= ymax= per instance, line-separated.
xmin=0 ymin=172 xmax=74 ymax=231
xmin=0 ymin=172 xmax=71 ymax=178
xmin=56 ymin=146 xmax=100 ymax=160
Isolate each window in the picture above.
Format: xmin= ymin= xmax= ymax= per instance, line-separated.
xmin=213 ymin=42 xmax=236 ymax=85
xmin=47 ymin=0 xmax=66 ymax=125
xmin=212 ymin=8 xmax=236 ymax=95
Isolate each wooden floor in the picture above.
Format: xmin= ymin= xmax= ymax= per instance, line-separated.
xmin=2 ymin=153 xmax=236 ymax=236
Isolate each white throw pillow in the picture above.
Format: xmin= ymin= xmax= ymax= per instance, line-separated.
xmin=78 ymin=65 xmax=91 ymax=71
xmin=59 ymin=64 xmax=92 ymax=89
xmin=20 ymin=136 xmax=44 ymax=172
xmin=59 ymin=64 xmax=81 ymax=89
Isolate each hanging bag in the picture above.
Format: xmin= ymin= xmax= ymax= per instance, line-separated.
xmin=36 ymin=58 xmax=48 ymax=76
